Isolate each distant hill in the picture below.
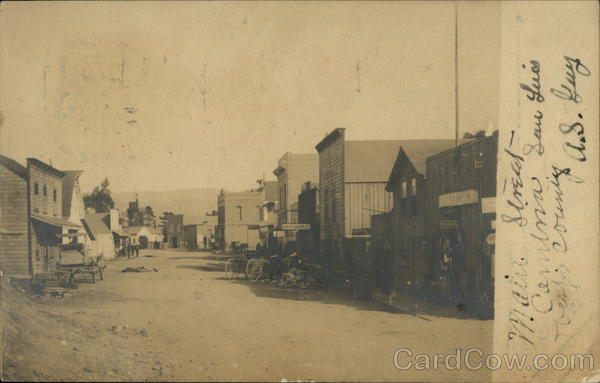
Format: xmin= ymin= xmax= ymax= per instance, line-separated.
xmin=112 ymin=188 xmax=220 ymax=224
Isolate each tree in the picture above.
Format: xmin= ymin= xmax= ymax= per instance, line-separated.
xmin=83 ymin=178 xmax=115 ymax=213
xmin=463 ymin=130 xmax=487 ymax=140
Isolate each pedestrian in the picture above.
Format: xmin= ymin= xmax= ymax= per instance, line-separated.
xmin=450 ymin=233 xmax=466 ymax=303
xmin=127 ymin=237 xmax=133 ymax=258
xmin=440 ymin=238 xmax=452 ymax=301
xmin=132 ymin=237 xmax=139 ymax=257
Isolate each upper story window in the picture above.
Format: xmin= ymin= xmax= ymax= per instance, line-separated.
xmin=43 ymin=184 xmax=47 ymax=196
xmin=236 ymin=206 xmax=242 ymax=221
xmin=34 ymin=182 xmax=39 ymax=195
xmin=411 ymin=178 xmax=417 ymax=196
xmin=401 ymin=181 xmax=407 ymax=198
xmin=53 ymin=189 xmax=57 ymax=202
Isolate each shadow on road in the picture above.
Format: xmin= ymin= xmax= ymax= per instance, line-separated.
xmin=169 ymin=255 xmax=229 ymax=261
xmin=231 ymin=280 xmax=478 ymax=321
xmin=235 ymin=281 xmax=404 ymax=314
xmin=176 ymin=263 xmax=224 ymax=272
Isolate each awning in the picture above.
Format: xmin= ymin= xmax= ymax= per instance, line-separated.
xmin=31 ymin=213 xmax=82 ymax=228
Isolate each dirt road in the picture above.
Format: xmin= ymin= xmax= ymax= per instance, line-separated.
xmin=2 ymin=249 xmax=493 ymax=382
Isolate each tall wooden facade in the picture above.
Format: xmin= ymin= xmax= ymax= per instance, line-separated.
xmin=384 ymin=140 xmax=463 ymax=293
xmin=425 ymin=132 xmax=498 ymax=298
xmin=0 ymin=155 xmax=30 ymax=277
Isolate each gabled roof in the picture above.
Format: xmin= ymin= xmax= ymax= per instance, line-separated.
xmin=85 ymin=213 xmax=112 ymax=236
xmin=123 ymin=225 xmax=161 ymax=235
xmin=0 ymin=154 xmax=27 ymax=180
xmin=344 ymin=140 xmax=404 ymax=182
xmin=31 ymin=213 xmax=81 ymax=228
xmin=27 ymin=158 xmax=66 ymax=178
xmin=346 ymin=140 xmax=473 ymax=183
xmin=385 ymin=140 xmax=467 ymax=190
xmin=62 ymin=170 xmax=83 ymax=218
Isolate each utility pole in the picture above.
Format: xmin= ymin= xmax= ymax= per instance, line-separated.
xmin=454 ymin=1 xmax=459 ymax=149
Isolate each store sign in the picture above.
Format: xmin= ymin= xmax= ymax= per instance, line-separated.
xmin=481 ymin=197 xmax=496 ymax=214
xmin=281 ymin=223 xmax=311 ymax=231
xmin=273 ymin=231 xmax=285 ymax=238
xmin=440 ymin=219 xmax=459 ymax=229
xmin=439 ymin=189 xmax=479 ymax=208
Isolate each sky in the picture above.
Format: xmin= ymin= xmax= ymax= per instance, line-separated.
xmin=0 ymin=1 xmax=501 ymax=194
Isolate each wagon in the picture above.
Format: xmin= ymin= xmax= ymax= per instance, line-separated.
xmin=223 ymin=246 xmax=264 ymax=281
xmin=58 ymin=243 xmax=105 ymax=284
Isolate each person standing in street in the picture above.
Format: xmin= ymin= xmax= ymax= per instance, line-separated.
xmin=127 ymin=237 xmax=132 ymax=258
xmin=132 ymin=236 xmax=139 ymax=257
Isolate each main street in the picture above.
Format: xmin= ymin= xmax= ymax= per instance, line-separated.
xmin=3 ymin=249 xmax=492 ymax=382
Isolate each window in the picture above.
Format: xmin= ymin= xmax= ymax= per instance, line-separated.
xmin=53 ymin=189 xmax=57 ymax=201
xmin=400 ymin=181 xmax=408 ymax=217
xmin=34 ymin=182 xmax=39 ymax=195
xmin=68 ymin=229 xmax=78 ymax=244
xmin=43 ymin=184 xmax=47 ymax=196
xmin=236 ymin=206 xmax=242 ymax=221
xmin=411 ymin=178 xmax=417 ymax=196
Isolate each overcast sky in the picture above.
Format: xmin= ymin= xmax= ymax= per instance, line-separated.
xmin=0 ymin=1 xmax=501 ymax=193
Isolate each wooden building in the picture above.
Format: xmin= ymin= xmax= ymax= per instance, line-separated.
xmin=217 ymin=190 xmax=261 ymax=251
xmin=84 ymin=212 xmax=117 ymax=260
xmin=166 ymin=214 xmax=184 ymax=248
xmin=425 ymin=132 xmax=498 ymax=306
xmin=27 ymin=159 xmax=87 ymax=274
xmin=297 ymin=181 xmax=320 ymax=264
xmin=0 ymin=155 xmax=30 ymax=277
xmin=258 ymin=181 xmax=279 ymax=253
xmin=273 ymin=153 xmax=319 ymax=228
xmin=315 ymin=128 xmax=404 ymax=278
xmin=183 ymin=224 xmax=202 ymax=249
xmin=369 ymin=212 xmax=393 ymax=293
xmin=383 ymin=140 xmax=464 ymax=293
xmin=1 ymin=156 xmax=90 ymax=277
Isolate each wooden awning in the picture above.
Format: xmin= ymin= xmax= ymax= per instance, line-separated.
xmin=31 ymin=213 xmax=81 ymax=228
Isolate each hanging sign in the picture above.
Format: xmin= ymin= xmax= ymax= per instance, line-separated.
xmin=481 ymin=197 xmax=496 ymax=214
xmin=439 ymin=189 xmax=479 ymax=208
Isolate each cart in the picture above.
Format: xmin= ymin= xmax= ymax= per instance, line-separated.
xmin=223 ymin=246 xmax=263 ymax=281
xmin=57 ymin=243 xmax=105 ymax=284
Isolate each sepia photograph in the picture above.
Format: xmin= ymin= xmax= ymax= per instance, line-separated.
xmin=0 ymin=1 xmax=598 ymax=382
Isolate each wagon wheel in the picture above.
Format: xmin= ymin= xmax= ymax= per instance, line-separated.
xmin=246 ymin=259 xmax=262 ymax=281
xmin=224 ymin=259 xmax=238 ymax=281
xmin=233 ymin=260 xmax=246 ymax=280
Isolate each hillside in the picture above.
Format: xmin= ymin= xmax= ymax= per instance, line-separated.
xmin=112 ymin=188 xmax=220 ymax=224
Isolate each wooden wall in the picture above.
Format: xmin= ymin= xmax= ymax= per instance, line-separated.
xmin=28 ymin=166 xmax=62 ymax=218
xmin=318 ymin=131 xmax=345 ymax=273
xmin=344 ymin=182 xmax=393 ymax=237
xmin=318 ymin=136 xmax=344 ymax=241
xmin=0 ymin=166 xmax=29 ymax=276
xmin=425 ymin=133 xmax=498 ymax=290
